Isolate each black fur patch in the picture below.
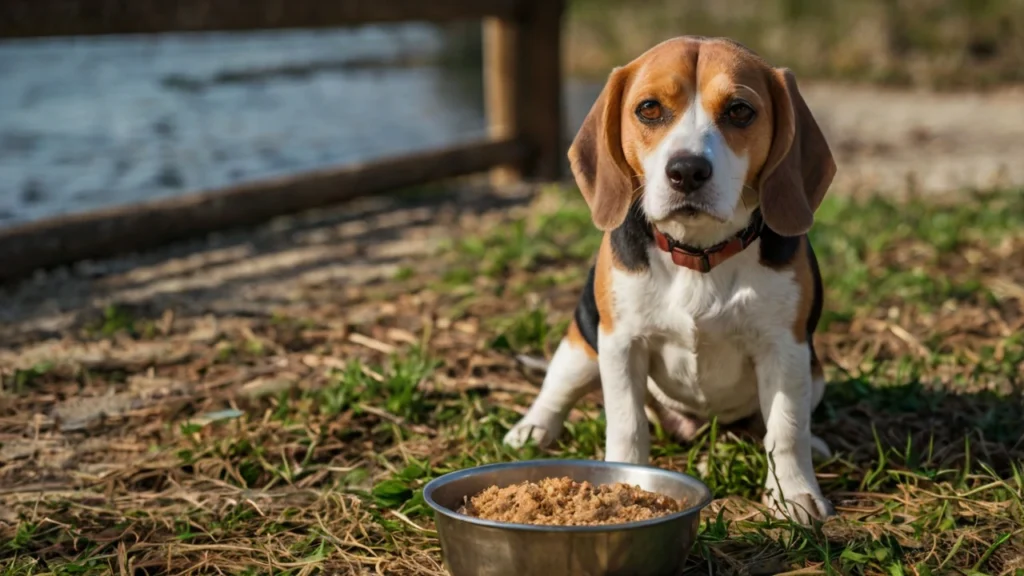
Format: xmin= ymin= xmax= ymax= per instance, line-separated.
xmin=806 ymin=239 xmax=824 ymax=339
xmin=609 ymin=200 xmax=653 ymax=271
xmin=758 ymin=225 xmax=802 ymax=268
xmin=574 ymin=265 xmax=601 ymax=353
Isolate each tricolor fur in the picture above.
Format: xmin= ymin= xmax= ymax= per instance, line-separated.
xmin=503 ymin=37 xmax=838 ymax=524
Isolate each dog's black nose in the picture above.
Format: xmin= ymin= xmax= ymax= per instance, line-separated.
xmin=665 ymin=155 xmax=713 ymax=193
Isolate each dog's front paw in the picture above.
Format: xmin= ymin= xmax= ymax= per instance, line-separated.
xmin=762 ymin=483 xmax=835 ymax=524
xmin=603 ymin=436 xmax=650 ymax=465
xmin=503 ymin=419 xmax=561 ymax=449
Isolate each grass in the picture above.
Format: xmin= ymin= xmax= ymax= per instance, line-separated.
xmin=1 ymin=184 xmax=1023 ymax=574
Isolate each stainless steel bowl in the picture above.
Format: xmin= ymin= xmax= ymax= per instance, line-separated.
xmin=423 ymin=459 xmax=712 ymax=576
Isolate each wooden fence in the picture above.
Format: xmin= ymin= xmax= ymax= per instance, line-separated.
xmin=0 ymin=0 xmax=564 ymax=282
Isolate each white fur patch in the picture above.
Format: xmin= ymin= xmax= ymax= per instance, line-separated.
xmin=640 ymin=86 xmax=753 ymax=248
xmin=614 ymin=241 xmax=797 ymax=425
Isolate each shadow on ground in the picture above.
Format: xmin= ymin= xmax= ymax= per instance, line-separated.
xmin=0 ymin=179 xmax=536 ymax=347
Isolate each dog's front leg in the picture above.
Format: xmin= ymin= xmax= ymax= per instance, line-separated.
xmin=754 ymin=335 xmax=834 ymax=524
xmin=598 ymin=332 xmax=650 ymax=464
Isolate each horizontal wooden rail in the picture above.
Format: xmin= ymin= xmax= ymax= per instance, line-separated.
xmin=0 ymin=0 xmax=564 ymax=283
xmin=0 ymin=0 xmax=523 ymax=38
xmin=0 ymin=138 xmax=529 ymax=283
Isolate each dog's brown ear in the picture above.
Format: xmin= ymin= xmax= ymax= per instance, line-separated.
xmin=569 ymin=66 xmax=635 ymax=231
xmin=758 ymin=68 xmax=836 ymax=237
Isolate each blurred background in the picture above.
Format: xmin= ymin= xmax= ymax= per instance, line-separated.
xmin=2 ymin=0 xmax=1023 ymax=228
xmin=567 ymin=0 xmax=1024 ymax=86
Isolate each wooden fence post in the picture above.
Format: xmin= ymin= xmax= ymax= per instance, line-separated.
xmin=484 ymin=0 xmax=564 ymax=185
xmin=484 ymin=17 xmax=518 ymax=186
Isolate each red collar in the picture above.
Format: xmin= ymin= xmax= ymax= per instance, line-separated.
xmin=652 ymin=210 xmax=763 ymax=273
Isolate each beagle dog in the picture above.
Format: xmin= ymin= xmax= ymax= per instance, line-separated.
xmin=503 ymin=36 xmax=837 ymax=523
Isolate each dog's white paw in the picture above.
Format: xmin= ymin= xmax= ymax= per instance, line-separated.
xmin=762 ymin=484 xmax=835 ymax=524
xmin=503 ymin=420 xmax=561 ymax=449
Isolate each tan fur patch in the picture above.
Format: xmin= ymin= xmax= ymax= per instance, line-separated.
xmin=758 ymin=68 xmax=837 ymax=236
xmin=617 ymin=39 xmax=699 ymax=179
xmin=568 ymin=67 xmax=637 ymax=231
xmin=595 ymin=234 xmax=617 ymax=334
xmin=697 ymin=67 xmax=775 ymax=189
xmin=789 ymin=237 xmax=815 ymax=344
xmin=811 ymin=349 xmax=824 ymax=382
xmin=566 ymin=319 xmax=598 ymax=359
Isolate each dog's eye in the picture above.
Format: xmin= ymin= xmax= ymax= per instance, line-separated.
xmin=726 ymin=101 xmax=756 ymax=127
xmin=635 ymin=100 xmax=664 ymax=122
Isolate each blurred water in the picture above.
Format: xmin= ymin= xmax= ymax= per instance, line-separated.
xmin=0 ymin=25 xmax=511 ymax=227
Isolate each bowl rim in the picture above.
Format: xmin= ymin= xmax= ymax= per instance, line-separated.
xmin=423 ymin=459 xmax=713 ymax=533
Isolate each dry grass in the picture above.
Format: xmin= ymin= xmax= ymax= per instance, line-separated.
xmin=1 ymin=184 xmax=1023 ymax=575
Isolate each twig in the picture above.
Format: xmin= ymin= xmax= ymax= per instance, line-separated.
xmin=388 ymin=510 xmax=435 ymax=534
xmin=358 ymin=404 xmax=435 ymax=436
xmin=349 ymin=333 xmax=397 ymax=354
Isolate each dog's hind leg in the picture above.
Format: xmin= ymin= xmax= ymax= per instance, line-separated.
xmin=504 ymin=327 xmax=600 ymax=449
xmin=645 ymin=394 xmax=705 ymax=443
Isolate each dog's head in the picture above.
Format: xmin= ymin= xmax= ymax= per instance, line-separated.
xmin=569 ymin=36 xmax=836 ymax=241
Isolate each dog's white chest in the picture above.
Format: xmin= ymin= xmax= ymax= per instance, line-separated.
xmin=646 ymin=318 xmax=758 ymax=422
xmin=616 ymin=250 xmax=790 ymax=422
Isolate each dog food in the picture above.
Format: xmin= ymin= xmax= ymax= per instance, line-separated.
xmin=458 ymin=476 xmax=684 ymax=526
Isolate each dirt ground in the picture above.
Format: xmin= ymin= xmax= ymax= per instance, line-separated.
xmin=1 ymin=83 xmax=1023 ymax=575
xmin=800 ymin=83 xmax=1024 ymax=197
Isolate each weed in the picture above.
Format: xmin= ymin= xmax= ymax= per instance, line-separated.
xmin=89 ymin=304 xmax=137 ymax=337
xmin=312 ymin=348 xmax=439 ymax=423
xmin=393 ymin=266 xmax=416 ymax=281
xmin=6 ymin=362 xmax=53 ymax=394
xmin=489 ymin=307 xmax=567 ymax=356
